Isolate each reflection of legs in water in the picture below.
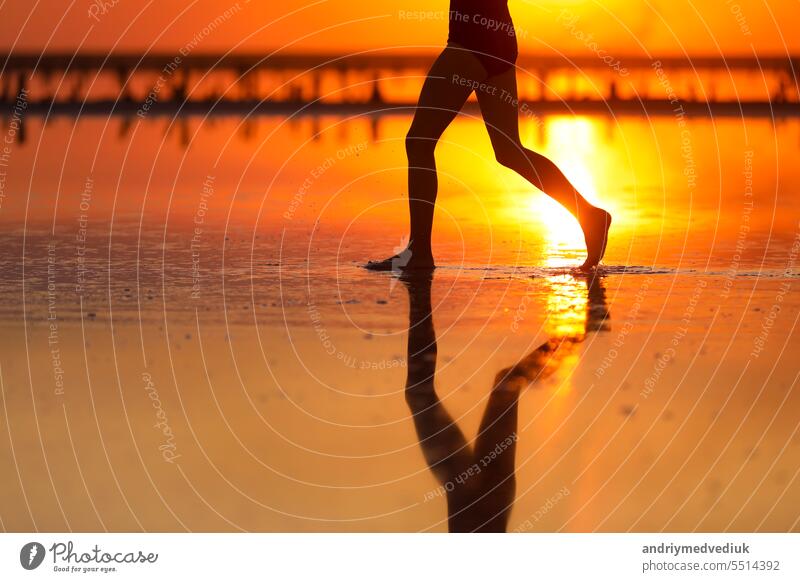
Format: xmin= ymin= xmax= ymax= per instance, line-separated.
xmin=585 ymin=272 xmax=611 ymax=333
xmin=403 ymin=273 xmax=609 ymax=532
xmin=475 ymin=68 xmax=611 ymax=270
xmin=367 ymin=47 xmax=612 ymax=272
xmin=497 ymin=273 xmax=610 ymax=387
xmin=466 ymin=380 xmax=519 ymax=532
xmin=404 ymin=274 xmax=473 ymax=492
xmin=403 ymin=274 xmax=520 ymax=532
xmin=499 ymin=304 xmax=592 ymax=387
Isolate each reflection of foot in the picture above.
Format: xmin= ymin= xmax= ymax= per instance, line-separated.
xmin=579 ymin=207 xmax=612 ymax=271
xmin=364 ymin=248 xmax=435 ymax=272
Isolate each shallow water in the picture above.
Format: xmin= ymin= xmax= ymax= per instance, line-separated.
xmin=1 ymin=112 xmax=799 ymax=531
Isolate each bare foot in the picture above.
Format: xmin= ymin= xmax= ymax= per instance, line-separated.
xmin=579 ymin=207 xmax=612 ymax=271
xmin=364 ymin=248 xmax=436 ymax=273
xmin=364 ymin=248 xmax=435 ymax=272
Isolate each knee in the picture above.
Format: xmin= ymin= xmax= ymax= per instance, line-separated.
xmin=494 ymin=143 xmax=525 ymax=170
xmin=493 ymin=368 xmax=527 ymax=391
xmin=405 ymin=383 xmax=437 ymax=409
xmin=405 ymin=131 xmax=436 ymax=160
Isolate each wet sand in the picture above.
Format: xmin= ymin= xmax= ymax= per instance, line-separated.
xmin=0 ymin=113 xmax=799 ymax=531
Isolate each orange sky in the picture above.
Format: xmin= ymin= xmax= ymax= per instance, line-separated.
xmin=0 ymin=0 xmax=798 ymax=56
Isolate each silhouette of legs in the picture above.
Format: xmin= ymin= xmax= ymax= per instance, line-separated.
xmin=403 ymin=274 xmax=520 ymax=532
xmin=404 ymin=275 xmax=473 ymax=486
xmin=366 ymin=47 xmax=612 ymax=272
xmin=465 ymin=381 xmax=519 ymax=532
xmin=366 ymin=46 xmax=484 ymax=271
xmin=401 ymin=273 xmax=611 ymax=532
xmin=475 ymin=68 xmax=612 ymax=270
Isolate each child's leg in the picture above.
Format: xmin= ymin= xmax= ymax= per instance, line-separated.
xmin=366 ymin=45 xmax=485 ymax=270
xmin=476 ymin=68 xmax=611 ymax=269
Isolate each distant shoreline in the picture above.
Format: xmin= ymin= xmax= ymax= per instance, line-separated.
xmin=3 ymin=98 xmax=798 ymax=118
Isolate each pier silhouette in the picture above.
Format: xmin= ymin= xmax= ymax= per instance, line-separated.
xmin=1 ymin=52 xmax=798 ymax=118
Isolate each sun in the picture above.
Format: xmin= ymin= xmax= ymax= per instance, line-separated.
xmin=528 ymin=194 xmax=585 ymax=247
xmin=522 ymin=116 xmax=609 ymax=253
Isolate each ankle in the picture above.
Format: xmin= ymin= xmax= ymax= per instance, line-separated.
xmin=407 ymin=240 xmax=433 ymax=258
xmin=577 ymin=204 xmax=602 ymax=226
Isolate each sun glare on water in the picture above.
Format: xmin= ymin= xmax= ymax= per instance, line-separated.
xmin=527 ymin=195 xmax=584 ymax=247
xmin=524 ymin=117 xmax=606 ymax=259
xmin=545 ymin=275 xmax=589 ymax=339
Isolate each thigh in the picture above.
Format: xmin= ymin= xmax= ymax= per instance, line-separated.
xmin=408 ymin=44 xmax=487 ymax=141
xmin=475 ymin=67 xmax=522 ymax=150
